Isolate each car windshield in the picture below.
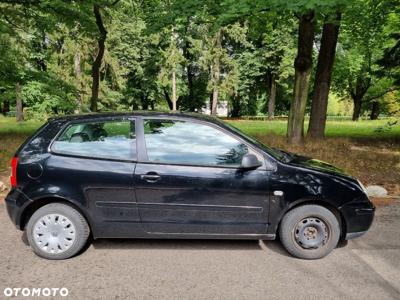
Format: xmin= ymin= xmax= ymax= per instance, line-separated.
xmin=221 ymin=121 xmax=292 ymax=162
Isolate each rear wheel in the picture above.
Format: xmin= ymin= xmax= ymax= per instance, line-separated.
xmin=26 ymin=203 xmax=90 ymax=260
xmin=279 ymin=205 xmax=340 ymax=259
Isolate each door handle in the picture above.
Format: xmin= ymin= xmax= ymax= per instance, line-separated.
xmin=141 ymin=173 xmax=161 ymax=182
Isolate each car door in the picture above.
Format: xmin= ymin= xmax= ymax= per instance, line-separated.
xmin=134 ymin=117 xmax=270 ymax=236
xmin=49 ymin=116 xmax=140 ymax=237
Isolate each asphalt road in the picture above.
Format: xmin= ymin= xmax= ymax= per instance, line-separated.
xmin=0 ymin=200 xmax=399 ymax=300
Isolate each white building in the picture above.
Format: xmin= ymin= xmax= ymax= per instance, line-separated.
xmin=201 ymin=101 xmax=228 ymax=117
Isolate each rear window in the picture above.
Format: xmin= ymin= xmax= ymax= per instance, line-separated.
xmin=51 ymin=119 xmax=136 ymax=160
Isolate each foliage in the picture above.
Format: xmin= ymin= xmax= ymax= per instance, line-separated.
xmin=332 ymin=0 xmax=400 ymax=119
xmin=0 ymin=0 xmax=398 ymax=123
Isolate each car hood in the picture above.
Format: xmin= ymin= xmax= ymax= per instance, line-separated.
xmin=286 ymin=154 xmax=354 ymax=179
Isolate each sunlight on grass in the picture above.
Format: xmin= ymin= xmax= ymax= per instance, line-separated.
xmin=0 ymin=115 xmax=44 ymax=135
xmin=226 ymin=119 xmax=400 ymax=139
xmin=0 ymin=116 xmax=44 ymax=171
xmin=1 ymin=115 xmax=399 ymax=138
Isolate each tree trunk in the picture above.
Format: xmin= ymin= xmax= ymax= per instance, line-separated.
xmin=370 ymin=102 xmax=380 ymax=120
xmin=15 ymin=82 xmax=24 ymax=122
xmin=90 ymin=4 xmax=107 ymax=112
xmin=132 ymin=101 xmax=139 ymax=110
xmin=183 ymin=34 xmax=196 ymax=111
xmin=163 ymin=89 xmax=173 ymax=110
xmin=352 ymin=96 xmax=362 ymax=121
xmin=211 ymin=30 xmax=221 ymax=116
xmin=230 ymin=95 xmax=241 ymax=117
xmin=74 ymin=51 xmax=82 ymax=113
xmin=2 ymin=100 xmax=9 ymax=115
xmin=211 ymin=85 xmax=219 ymax=115
xmin=141 ymin=95 xmax=149 ymax=110
xmin=287 ymin=11 xmax=315 ymax=144
xmin=349 ymin=75 xmax=371 ymax=121
xmin=172 ymin=70 xmax=177 ymax=111
xmin=268 ymin=76 xmax=277 ymax=119
xmin=307 ymin=12 xmax=341 ymax=139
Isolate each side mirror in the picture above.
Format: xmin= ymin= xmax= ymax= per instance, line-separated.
xmin=241 ymin=153 xmax=262 ymax=170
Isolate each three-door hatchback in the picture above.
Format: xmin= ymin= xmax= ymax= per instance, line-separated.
xmin=5 ymin=112 xmax=375 ymax=259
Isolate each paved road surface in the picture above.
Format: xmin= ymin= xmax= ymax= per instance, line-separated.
xmin=0 ymin=201 xmax=399 ymax=299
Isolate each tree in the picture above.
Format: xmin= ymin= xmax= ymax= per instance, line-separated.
xmin=90 ymin=4 xmax=107 ymax=112
xmin=1 ymin=0 xmax=397 ymax=124
xmin=157 ymin=26 xmax=186 ymax=111
xmin=210 ymin=29 xmax=221 ymax=115
xmin=332 ymin=0 xmax=397 ymax=121
xmin=307 ymin=11 xmax=341 ymax=138
xmin=15 ymin=82 xmax=23 ymax=121
xmin=287 ymin=11 xmax=315 ymax=144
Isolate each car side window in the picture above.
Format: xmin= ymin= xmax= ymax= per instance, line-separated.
xmin=52 ymin=119 xmax=136 ymax=160
xmin=143 ymin=119 xmax=249 ymax=166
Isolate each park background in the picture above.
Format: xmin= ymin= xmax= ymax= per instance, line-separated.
xmin=0 ymin=0 xmax=399 ymax=198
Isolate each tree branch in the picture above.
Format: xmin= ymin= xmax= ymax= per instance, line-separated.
xmin=364 ymin=87 xmax=400 ymax=102
xmin=0 ymin=0 xmax=40 ymax=4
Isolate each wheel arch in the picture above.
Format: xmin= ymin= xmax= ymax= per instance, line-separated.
xmin=273 ymin=199 xmax=347 ymax=239
xmin=20 ymin=196 xmax=92 ymax=233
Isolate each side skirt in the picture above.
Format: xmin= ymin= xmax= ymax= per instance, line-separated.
xmin=93 ymin=233 xmax=276 ymax=240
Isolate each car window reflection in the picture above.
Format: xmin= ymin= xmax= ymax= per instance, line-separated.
xmin=144 ymin=120 xmax=248 ymax=166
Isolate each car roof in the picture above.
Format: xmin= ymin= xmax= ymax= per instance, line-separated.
xmin=48 ymin=111 xmax=225 ymax=125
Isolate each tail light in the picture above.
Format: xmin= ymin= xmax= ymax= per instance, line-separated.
xmin=10 ymin=157 xmax=18 ymax=188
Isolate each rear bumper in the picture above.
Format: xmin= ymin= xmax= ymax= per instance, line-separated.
xmin=340 ymin=198 xmax=375 ymax=239
xmin=5 ymin=188 xmax=31 ymax=230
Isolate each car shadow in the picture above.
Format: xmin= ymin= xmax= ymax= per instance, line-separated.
xmin=92 ymin=238 xmax=264 ymax=251
xmin=21 ymin=230 xmax=29 ymax=246
xmin=261 ymin=240 xmax=292 ymax=258
xmin=337 ymin=239 xmax=349 ymax=248
xmin=20 ymin=232 xmax=348 ymax=257
xmin=261 ymin=238 xmax=349 ymax=258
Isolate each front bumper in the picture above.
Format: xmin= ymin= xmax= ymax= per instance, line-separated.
xmin=5 ymin=188 xmax=31 ymax=230
xmin=340 ymin=198 xmax=375 ymax=240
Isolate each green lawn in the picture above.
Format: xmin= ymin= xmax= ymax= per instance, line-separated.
xmin=0 ymin=116 xmax=43 ymax=136
xmin=0 ymin=115 xmax=399 ymax=138
xmin=226 ymin=119 xmax=400 ymax=139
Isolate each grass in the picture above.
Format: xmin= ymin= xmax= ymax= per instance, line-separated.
xmin=226 ymin=118 xmax=400 ymax=194
xmin=0 ymin=115 xmax=399 ymax=195
xmin=0 ymin=116 xmax=43 ymax=172
xmin=0 ymin=116 xmax=43 ymax=135
xmin=226 ymin=119 xmax=400 ymax=139
xmin=1 ymin=116 xmax=398 ymax=138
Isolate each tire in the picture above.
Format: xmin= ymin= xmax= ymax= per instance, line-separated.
xmin=279 ymin=205 xmax=340 ymax=259
xmin=26 ymin=203 xmax=90 ymax=260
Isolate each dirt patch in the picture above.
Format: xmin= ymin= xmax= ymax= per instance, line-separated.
xmin=256 ymin=135 xmax=400 ymax=196
xmin=0 ymin=170 xmax=10 ymax=200
xmin=370 ymin=197 xmax=399 ymax=207
xmin=0 ymin=133 xmax=27 ymax=171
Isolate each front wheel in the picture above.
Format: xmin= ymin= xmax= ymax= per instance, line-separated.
xmin=279 ymin=205 xmax=340 ymax=259
xmin=26 ymin=203 xmax=90 ymax=260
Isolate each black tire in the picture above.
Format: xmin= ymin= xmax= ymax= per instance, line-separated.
xmin=26 ymin=203 xmax=90 ymax=260
xmin=279 ymin=205 xmax=340 ymax=259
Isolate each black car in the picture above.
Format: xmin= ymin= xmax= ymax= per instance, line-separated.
xmin=5 ymin=112 xmax=374 ymax=260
